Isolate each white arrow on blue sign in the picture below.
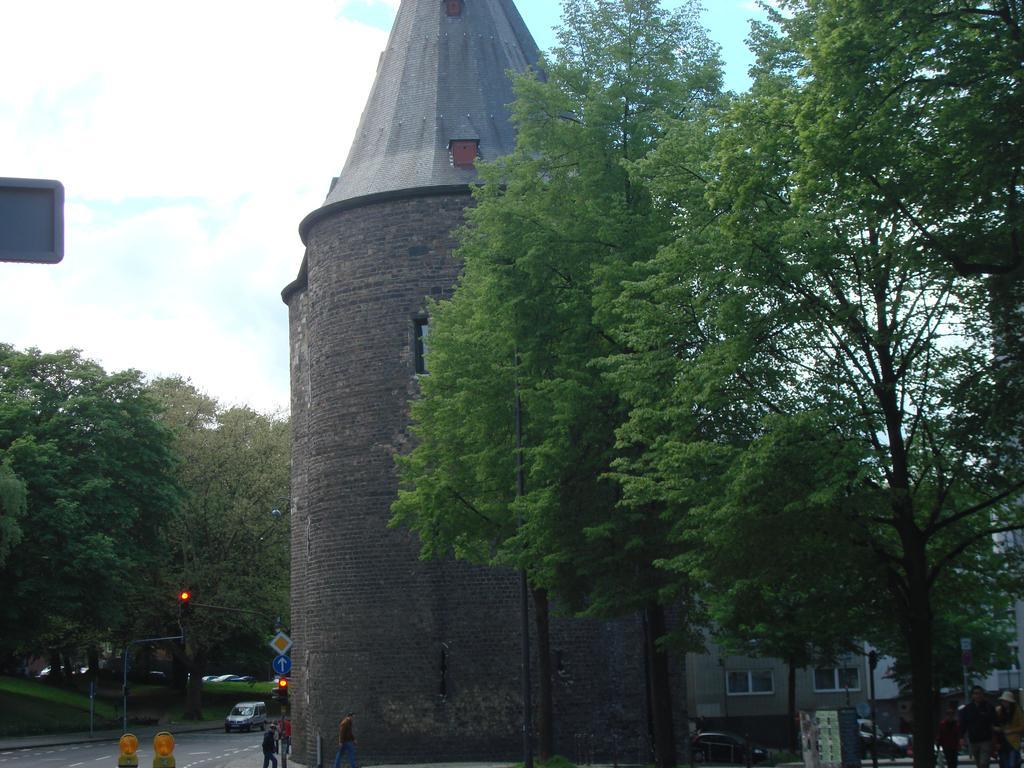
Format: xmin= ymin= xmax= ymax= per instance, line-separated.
xmin=273 ymin=655 xmax=292 ymax=675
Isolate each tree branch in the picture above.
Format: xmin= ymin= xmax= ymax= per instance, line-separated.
xmin=928 ymin=478 xmax=1024 ymax=537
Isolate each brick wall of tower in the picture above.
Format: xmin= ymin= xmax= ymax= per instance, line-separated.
xmin=286 ymin=282 xmax=311 ymax=759
xmin=286 ymin=191 xmax=671 ymax=764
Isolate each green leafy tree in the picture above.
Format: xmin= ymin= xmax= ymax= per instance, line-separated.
xmin=607 ymin=4 xmax=1024 ymax=762
xmin=147 ymin=377 xmax=290 ymax=719
xmin=686 ymin=414 xmax=888 ymax=751
xmin=393 ymin=2 xmax=721 ymax=764
xmin=782 ymin=0 xmax=1024 ymax=474
xmin=0 ymin=462 xmax=26 ymax=568
xmin=880 ymin=550 xmax=1019 ymax=690
xmin=0 ymin=345 xmax=178 ymax=666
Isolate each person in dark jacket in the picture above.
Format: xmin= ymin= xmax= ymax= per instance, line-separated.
xmin=262 ymin=725 xmax=278 ymax=768
xmin=961 ymin=686 xmax=997 ymax=768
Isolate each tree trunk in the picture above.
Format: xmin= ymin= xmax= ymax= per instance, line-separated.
xmin=874 ymin=307 xmax=937 ymax=768
xmin=787 ymin=658 xmax=798 ymax=753
xmin=184 ymin=650 xmax=207 ymax=720
xmin=533 ymin=587 xmax=555 ymax=763
xmin=905 ymin=562 xmax=937 ymax=768
xmin=48 ymin=649 xmax=61 ymax=684
xmin=645 ymin=603 xmax=678 ymax=768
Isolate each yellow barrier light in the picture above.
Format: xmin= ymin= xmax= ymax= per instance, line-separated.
xmin=152 ymin=732 xmax=176 ymax=768
xmin=118 ymin=733 xmax=139 ymax=768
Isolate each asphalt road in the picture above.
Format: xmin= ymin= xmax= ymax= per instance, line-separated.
xmin=0 ymin=732 xmax=266 ymax=768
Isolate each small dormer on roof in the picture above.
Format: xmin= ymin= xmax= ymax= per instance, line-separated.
xmin=448 ymin=138 xmax=480 ymax=169
xmin=313 ymin=0 xmax=541 ymax=211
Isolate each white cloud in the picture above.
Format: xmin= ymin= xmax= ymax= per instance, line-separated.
xmin=0 ymin=0 xmax=391 ymax=413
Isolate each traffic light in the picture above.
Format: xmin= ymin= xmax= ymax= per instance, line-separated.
xmin=178 ymin=590 xmax=192 ymax=619
xmin=0 ymin=177 xmax=64 ymax=264
xmin=275 ymin=676 xmax=289 ymax=703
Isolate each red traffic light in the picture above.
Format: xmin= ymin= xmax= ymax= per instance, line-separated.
xmin=277 ymin=677 xmax=288 ymax=689
xmin=179 ymin=590 xmax=191 ymax=602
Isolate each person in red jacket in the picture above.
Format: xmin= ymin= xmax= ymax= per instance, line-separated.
xmin=938 ymin=703 xmax=963 ymax=768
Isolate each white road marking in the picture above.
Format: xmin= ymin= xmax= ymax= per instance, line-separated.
xmin=69 ymin=762 xmax=84 ymax=766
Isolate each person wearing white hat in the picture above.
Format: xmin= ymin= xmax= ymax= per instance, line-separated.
xmin=994 ymin=691 xmax=1024 ymax=768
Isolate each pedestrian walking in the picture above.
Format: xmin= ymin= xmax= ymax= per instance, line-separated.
xmin=281 ymin=718 xmax=292 ymax=755
xmin=262 ymin=724 xmax=279 ymax=768
xmin=333 ymin=712 xmax=356 ymax=768
xmin=961 ymin=686 xmax=998 ymax=768
xmin=995 ymin=691 xmax=1024 ymax=768
xmin=938 ymin=703 xmax=962 ymax=768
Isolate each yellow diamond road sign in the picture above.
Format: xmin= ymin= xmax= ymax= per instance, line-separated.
xmin=270 ymin=631 xmax=292 ymax=655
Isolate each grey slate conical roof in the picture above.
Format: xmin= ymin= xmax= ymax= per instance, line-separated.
xmin=301 ymin=0 xmax=541 ymax=238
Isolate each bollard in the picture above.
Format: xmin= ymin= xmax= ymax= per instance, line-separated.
xmin=118 ymin=734 xmax=139 ymax=768
xmin=153 ymin=732 xmax=176 ymax=768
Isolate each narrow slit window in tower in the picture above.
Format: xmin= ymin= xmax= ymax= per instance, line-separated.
xmin=449 ymin=139 xmax=479 ymax=169
xmin=445 ymin=0 xmax=463 ymax=17
xmin=414 ymin=317 xmax=429 ymax=374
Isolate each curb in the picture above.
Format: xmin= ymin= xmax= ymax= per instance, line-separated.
xmin=0 ymin=722 xmax=224 ymax=752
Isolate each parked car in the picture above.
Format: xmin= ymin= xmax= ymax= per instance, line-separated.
xmin=858 ymin=720 xmax=906 ymax=758
xmin=211 ymin=674 xmax=237 ymax=682
xmin=890 ymin=733 xmax=912 ymax=754
xmin=224 ymin=701 xmax=267 ymax=732
xmin=692 ymin=732 xmax=770 ymax=764
xmin=226 ymin=675 xmax=255 ymax=683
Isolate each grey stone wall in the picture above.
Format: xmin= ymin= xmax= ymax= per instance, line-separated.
xmin=286 ymin=191 xmax=666 ymax=765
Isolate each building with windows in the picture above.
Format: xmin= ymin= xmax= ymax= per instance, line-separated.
xmin=685 ymin=642 xmax=890 ymax=745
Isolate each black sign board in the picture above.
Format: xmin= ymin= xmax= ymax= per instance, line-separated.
xmin=0 ymin=177 xmax=64 ymax=264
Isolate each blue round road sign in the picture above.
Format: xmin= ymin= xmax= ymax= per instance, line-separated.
xmin=273 ymin=655 xmax=292 ymax=675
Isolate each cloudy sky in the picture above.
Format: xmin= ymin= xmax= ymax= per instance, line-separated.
xmin=0 ymin=0 xmax=769 ymax=415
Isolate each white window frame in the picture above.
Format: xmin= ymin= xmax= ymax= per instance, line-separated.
xmin=726 ymin=669 xmax=775 ymax=696
xmin=813 ymin=666 xmax=862 ymax=693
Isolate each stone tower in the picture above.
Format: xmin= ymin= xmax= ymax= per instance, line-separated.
xmin=282 ymin=0 xmax=653 ymax=763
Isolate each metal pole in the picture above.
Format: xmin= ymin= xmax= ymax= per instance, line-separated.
xmin=514 ymin=357 xmax=534 ymax=768
xmin=869 ymin=651 xmax=879 ymax=768
xmin=121 ymin=635 xmax=184 ymax=732
xmin=122 ymin=645 xmax=128 ymax=732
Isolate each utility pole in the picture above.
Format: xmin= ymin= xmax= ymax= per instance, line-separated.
xmin=869 ymin=651 xmax=879 ymax=768
xmin=514 ymin=353 xmax=534 ymax=768
xmin=122 ymin=635 xmax=183 ymax=731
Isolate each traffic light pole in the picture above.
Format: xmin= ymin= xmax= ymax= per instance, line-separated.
xmin=121 ymin=635 xmax=184 ymax=732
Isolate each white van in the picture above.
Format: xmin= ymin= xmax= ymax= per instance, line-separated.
xmin=224 ymin=701 xmax=267 ymax=732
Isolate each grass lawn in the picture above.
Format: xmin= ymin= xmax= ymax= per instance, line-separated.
xmin=0 ymin=676 xmax=282 ymax=736
xmin=0 ymin=677 xmax=119 ymax=737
